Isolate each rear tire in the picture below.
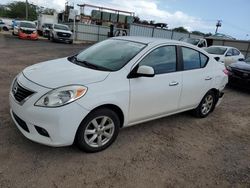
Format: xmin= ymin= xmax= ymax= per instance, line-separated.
xmin=193 ymin=91 xmax=216 ymax=118
xmin=75 ymin=108 xmax=120 ymax=152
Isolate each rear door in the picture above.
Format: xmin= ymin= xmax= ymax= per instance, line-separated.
xmin=128 ymin=45 xmax=182 ymax=124
xmin=179 ymin=46 xmax=212 ymax=109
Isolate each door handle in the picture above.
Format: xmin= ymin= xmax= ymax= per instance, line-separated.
xmin=205 ymin=76 xmax=212 ymax=80
xmin=169 ymin=81 xmax=179 ymax=86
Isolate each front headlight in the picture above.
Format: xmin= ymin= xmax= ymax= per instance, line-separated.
xmin=35 ymin=85 xmax=87 ymax=107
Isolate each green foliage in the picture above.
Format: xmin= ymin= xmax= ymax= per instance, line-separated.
xmin=172 ymin=26 xmax=189 ymax=33
xmin=0 ymin=1 xmax=38 ymax=20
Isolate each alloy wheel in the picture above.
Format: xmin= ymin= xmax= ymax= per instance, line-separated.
xmin=84 ymin=116 xmax=115 ymax=148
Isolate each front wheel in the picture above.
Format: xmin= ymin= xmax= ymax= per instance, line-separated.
xmin=194 ymin=91 xmax=216 ymax=118
xmin=75 ymin=108 xmax=120 ymax=152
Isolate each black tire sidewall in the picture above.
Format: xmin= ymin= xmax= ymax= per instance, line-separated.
xmin=75 ymin=108 xmax=120 ymax=152
xmin=196 ymin=91 xmax=216 ymax=118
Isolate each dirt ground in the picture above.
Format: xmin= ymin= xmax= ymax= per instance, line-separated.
xmin=0 ymin=33 xmax=250 ymax=188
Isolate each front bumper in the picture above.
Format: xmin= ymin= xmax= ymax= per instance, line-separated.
xmin=19 ymin=32 xmax=38 ymax=40
xmin=9 ymin=74 xmax=90 ymax=147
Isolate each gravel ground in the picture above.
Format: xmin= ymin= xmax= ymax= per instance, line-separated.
xmin=0 ymin=32 xmax=250 ymax=188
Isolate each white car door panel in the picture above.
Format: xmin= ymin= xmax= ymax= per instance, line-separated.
xmin=129 ymin=72 xmax=182 ymax=123
xmin=128 ymin=45 xmax=182 ymax=123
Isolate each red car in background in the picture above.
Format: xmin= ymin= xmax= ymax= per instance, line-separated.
xmin=18 ymin=21 xmax=38 ymax=40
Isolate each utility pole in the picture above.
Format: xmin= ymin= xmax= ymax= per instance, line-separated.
xmin=215 ymin=20 xmax=222 ymax=34
xmin=25 ymin=0 xmax=28 ymax=20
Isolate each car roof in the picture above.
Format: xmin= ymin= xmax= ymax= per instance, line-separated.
xmin=114 ymin=36 xmax=190 ymax=46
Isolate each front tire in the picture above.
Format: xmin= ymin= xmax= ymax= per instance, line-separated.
xmin=75 ymin=108 xmax=120 ymax=152
xmin=194 ymin=91 xmax=216 ymax=118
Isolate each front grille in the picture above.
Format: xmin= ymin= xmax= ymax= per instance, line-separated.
xmin=57 ymin=32 xmax=71 ymax=38
xmin=232 ymin=68 xmax=250 ymax=79
xmin=12 ymin=80 xmax=34 ymax=103
xmin=22 ymin=30 xmax=33 ymax=34
xmin=12 ymin=112 xmax=29 ymax=132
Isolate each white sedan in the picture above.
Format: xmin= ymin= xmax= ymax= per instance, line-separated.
xmin=204 ymin=46 xmax=244 ymax=67
xmin=9 ymin=37 xmax=228 ymax=152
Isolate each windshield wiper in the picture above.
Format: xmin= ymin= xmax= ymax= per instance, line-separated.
xmin=70 ymin=56 xmax=112 ymax=71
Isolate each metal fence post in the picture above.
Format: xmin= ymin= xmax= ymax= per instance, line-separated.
xmin=97 ymin=25 xmax=100 ymax=41
xmin=151 ymin=27 xmax=155 ymax=37
xmin=171 ymin=31 xmax=174 ymax=39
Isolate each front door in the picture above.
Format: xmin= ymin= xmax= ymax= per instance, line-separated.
xmin=128 ymin=45 xmax=182 ymax=124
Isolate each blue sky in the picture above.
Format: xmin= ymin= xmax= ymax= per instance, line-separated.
xmin=2 ymin=0 xmax=250 ymax=39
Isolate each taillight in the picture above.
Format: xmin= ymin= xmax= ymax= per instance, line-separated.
xmin=223 ymin=69 xmax=229 ymax=75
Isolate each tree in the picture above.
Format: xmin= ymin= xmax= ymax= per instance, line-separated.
xmin=0 ymin=1 xmax=38 ymax=20
xmin=191 ymin=30 xmax=205 ymax=36
xmin=172 ymin=26 xmax=189 ymax=33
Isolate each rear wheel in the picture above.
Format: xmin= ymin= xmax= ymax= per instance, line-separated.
xmin=194 ymin=91 xmax=216 ymax=118
xmin=75 ymin=108 xmax=120 ymax=152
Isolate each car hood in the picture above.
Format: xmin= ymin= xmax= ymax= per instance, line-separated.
xmin=230 ymin=61 xmax=250 ymax=71
xmin=22 ymin=57 xmax=110 ymax=88
xmin=54 ymin=29 xmax=72 ymax=34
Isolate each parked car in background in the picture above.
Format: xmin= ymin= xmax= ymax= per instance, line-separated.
xmin=227 ymin=56 xmax=250 ymax=88
xmin=0 ymin=19 xmax=12 ymax=31
xmin=42 ymin=23 xmax=53 ymax=38
xmin=180 ymin=38 xmax=207 ymax=48
xmin=204 ymin=46 xmax=244 ymax=67
xmin=9 ymin=37 xmax=228 ymax=152
xmin=48 ymin=23 xmax=73 ymax=44
xmin=18 ymin=21 xmax=38 ymax=40
xmin=12 ymin=20 xmax=20 ymax=35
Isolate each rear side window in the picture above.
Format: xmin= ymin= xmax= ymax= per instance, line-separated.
xmin=233 ymin=49 xmax=240 ymax=56
xmin=139 ymin=46 xmax=177 ymax=74
xmin=182 ymin=47 xmax=208 ymax=70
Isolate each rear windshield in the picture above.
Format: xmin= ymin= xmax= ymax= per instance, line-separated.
xmin=54 ymin=24 xmax=69 ymax=31
xmin=20 ymin=22 xmax=36 ymax=28
xmin=204 ymin=47 xmax=227 ymax=55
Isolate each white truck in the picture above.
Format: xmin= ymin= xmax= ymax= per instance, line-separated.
xmin=37 ymin=13 xmax=58 ymax=36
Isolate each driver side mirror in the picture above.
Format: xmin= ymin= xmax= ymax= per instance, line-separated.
xmin=136 ymin=66 xmax=155 ymax=77
xmin=226 ymin=52 xmax=232 ymax=56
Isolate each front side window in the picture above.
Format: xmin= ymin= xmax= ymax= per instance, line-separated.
xmin=226 ymin=49 xmax=233 ymax=56
xmin=182 ymin=47 xmax=208 ymax=70
xmin=139 ymin=46 xmax=177 ymax=74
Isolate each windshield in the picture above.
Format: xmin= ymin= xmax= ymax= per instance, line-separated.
xmin=204 ymin=47 xmax=227 ymax=55
xmin=74 ymin=39 xmax=146 ymax=71
xmin=181 ymin=38 xmax=200 ymax=45
xmin=20 ymin=22 xmax=36 ymax=28
xmin=54 ymin=24 xmax=69 ymax=31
